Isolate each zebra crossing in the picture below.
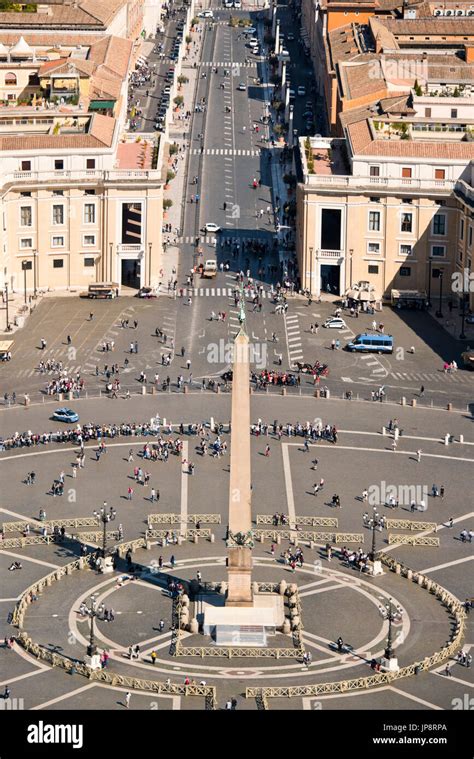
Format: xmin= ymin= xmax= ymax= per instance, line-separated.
xmin=190 ymin=148 xmax=260 ymax=156
xmin=390 ymin=370 xmax=474 ymax=384
xmin=285 ymin=313 xmax=303 ymax=363
xmin=178 ymin=234 xmax=268 ymax=245
xmin=199 ymin=60 xmax=257 ymax=67
xmin=188 ymin=287 xmax=271 ymax=297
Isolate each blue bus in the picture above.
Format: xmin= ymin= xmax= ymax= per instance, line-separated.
xmin=347 ymin=333 xmax=393 ymax=354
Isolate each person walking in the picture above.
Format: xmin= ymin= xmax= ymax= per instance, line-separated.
xmin=416 ymin=449 xmax=422 ymax=463
xmin=158 ymin=619 xmax=165 ymax=633
xmin=125 ymin=691 xmax=131 ymax=708
xmin=419 ymin=385 xmax=425 ymax=398
xmin=150 ymin=650 xmax=157 ymax=665
xmin=264 ymin=445 xmax=270 ymax=457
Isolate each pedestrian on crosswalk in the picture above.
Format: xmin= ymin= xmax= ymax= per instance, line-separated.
xmin=419 ymin=385 xmax=425 ymax=398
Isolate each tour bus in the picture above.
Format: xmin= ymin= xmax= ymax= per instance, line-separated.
xmin=80 ymin=283 xmax=119 ymax=299
xmin=346 ymin=333 xmax=394 ymax=354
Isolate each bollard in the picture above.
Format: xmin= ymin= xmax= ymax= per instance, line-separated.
xmin=395 ymin=564 xmax=401 ymax=575
xmin=314 ymin=389 xmax=320 ymax=399
xmin=382 ymin=426 xmax=386 ymax=436
xmin=145 ymin=541 xmax=151 ymax=550
xmin=216 ymin=385 xmax=221 ymax=394
xmin=210 ymin=533 xmax=215 ymax=543
xmin=407 ymin=569 xmax=413 ymax=581
xmin=282 ymin=388 xmax=286 ymax=396
xmin=152 ymin=387 xmax=157 ymax=395
xmin=447 ymin=403 xmax=452 ymax=411
xmin=411 ymin=398 xmax=416 ymax=407
xmin=401 ymin=397 xmax=406 ymax=406
xmin=444 ymin=433 xmax=450 ymax=446
xmin=459 ymin=434 xmax=464 ymax=444
xmin=184 ymin=385 xmax=188 ymax=394
xmin=325 ymin=389 xmax=330 ymax=399
xmin=193 ymin=534 xmax=198 ymax=544
xmin=141 ymin=385 xmax=146 ymax=395
xmin=259 ymin=533 xmax=265 ymax=543
xmin=276 ymin=534 xmax=281 ymax=545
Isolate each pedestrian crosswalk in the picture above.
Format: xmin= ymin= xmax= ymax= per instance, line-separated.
xmin=178 ymin=234 xmax=270 ymax=245
xmin=285 ymin=312 xmax=303 ymax=363
xmin=183 ymin=287 xmax=271 ymax=298
xmin=199 ymin=60 xmax=257 ymax=67
xmin=390 ymin=370 xmax=474 ymax=384
xmin=190 ymin=148 xmax=260 ymax=156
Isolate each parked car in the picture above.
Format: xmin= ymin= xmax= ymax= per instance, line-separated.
xmin=323 ymin=317 xmax=347 ymax=329
xmin=137 ymin=287 xmax=158 ymax=299
xmin=198 ymin=10 xmax=214 ymax=17
xmin=52 ymin=408 xmax=79 ymax=423
xmin=287 ymin=32 xmax=295 ymax=41
xmin=237 ymin=82 xmax=247 ymax=91
xmin=297 ymin=85 xmax=306 ymax=96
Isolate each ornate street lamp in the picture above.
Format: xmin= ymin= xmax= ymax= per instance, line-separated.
xmin=435 ymin=269 xmax=444 ymax=318
xmin=84 ymin=594 xmax=99 ymax=657
xmin=379 ymin=596 xmax=403 ymax=661
xmin=368 ymin=506 xmax=380 ymax=562
xmin=93 ymin=504 xmax=116 ymax=558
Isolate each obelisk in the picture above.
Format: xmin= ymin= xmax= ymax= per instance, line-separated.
xmin=226 ymin=296 xmax=253 ymax=607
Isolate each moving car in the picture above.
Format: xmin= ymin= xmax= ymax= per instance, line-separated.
xmin=297 ymin=85 xmax=306 ymax=96
xmin=237 ymin=82 xmax=247 ymax=91
xmin=244 ymin=27 xmax=257 ymax=34
xmin=52 ymin=408 xmax=79 ymax=423
xmin=201 ymin=259 xmax=218 ymax=278
xmin=323 ymin=317 xmax=347 ymax=329
xmin=347 ymin=333 xmax=394 ymax=354
xmin=289 ymin=88 xmax=295 ymax=100
xmin=198 ymin=10 xmax=214 ymax=17
xmin=287 ymin=32 xmax=295 ymax=41
xmin=280 ymin=47 xmax=290 ymax=57
xmin=202 ymin=222 xmax=221 ymax=233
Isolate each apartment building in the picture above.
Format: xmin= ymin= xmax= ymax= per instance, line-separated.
xmin=295 ymin=107 xmax=474 ymax=304
xmin=0 ymin=33 xmax=165 ymax=295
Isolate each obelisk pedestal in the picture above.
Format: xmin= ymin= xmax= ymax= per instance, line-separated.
xmin=226 ymin=547 xmax=253 ymax=607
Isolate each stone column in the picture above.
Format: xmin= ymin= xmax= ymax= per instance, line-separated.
xmin=226 ymin=330 xmax=253 ymax=607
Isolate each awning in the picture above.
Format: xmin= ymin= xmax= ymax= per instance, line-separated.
xmin=89 ymin=100 xmax=115 ymax=110
xmin=0 ymin=340 xmax=13 ymax=351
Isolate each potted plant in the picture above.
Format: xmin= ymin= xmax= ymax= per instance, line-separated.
xmin=173 ymin=95 xmax=184 ymax=111
xmin=177 ymin=74 xmax=188 ymax=91
xmin=163 ymin=198 xmax=173 ymax=218
xmin=165 ymin=170 xmax=175 ymax=189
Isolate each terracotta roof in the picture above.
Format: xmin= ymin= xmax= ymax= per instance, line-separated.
xmin=339 ymin=59 xmax=387 ymax=100
xmin=382 ymin=18 xmax=474 ymax=35
xmin=38 ymin=58 xmax=95 ymax=76
xmin=89 ymin=75 xmax=121 ymax=99
xmin=347 ymin=118 xmax=474 ymax=158
xmin=78 ymin=0 xmax=127 ymax=26
xmin=328 ymin=23 xmax=362 ymax=67
xmin=379 ymin=94 xmax=414 ymax=114
xmin=89 ymin=112 xmax=115 ymax=145
xmin=0 ymin=33 xmax=101 ymax=46
xmin=0 ymin=133 xmax=110 ymax=150
xmin=0 ymin=7 xmax=98 ymax=28
xmin=88 ymin=35 xmax=132 ymax=80
xmin=339 ymin=104 xmax=376 ymax=128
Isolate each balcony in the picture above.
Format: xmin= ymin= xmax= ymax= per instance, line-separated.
xmin=317 ymin=249 xmax=344 ymax=260
xmin=306 ymin=174 xmax=455 ymax=194
xmin=7 ymin=168 xmax=163 ymax=187
xmin=117 ymin=244 xmax=143 ymax=254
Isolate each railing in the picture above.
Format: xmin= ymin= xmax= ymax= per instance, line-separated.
xmin=116 ymin=244 xmax=143 ymax=253
xmin=2 ymin=516 xmax=99 ymax=534
xmin=0 ymin=534 xmax=70 ymax=550
xmin=7 ymin=168 xmax=163 ymax=186
xmin=388 ymin=534 xmax=440 ymax=547
xmin=306 ymin=173 xmax=456 ymax=193
xmin=147 ymin=513 xmax=221 ymax=527
xmin=317 ymin=249 xmax=343 ymax=259
xmin=256 ymin=516 xmax=338 ymax=527
xmin=145 ymin=528 xmax=212 ymax=542
xmin=254 ymin=530 xmax=364 ymax=544
xmin=385 ymin=520 xmax=437 ymax=532
xmin=74 ymin=530 xmax=121 ymax=544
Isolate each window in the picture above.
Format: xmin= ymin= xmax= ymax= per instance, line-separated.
xmin=435 ymin=169 xmax=445 ymax=180
xmin=86 ymin=159 xmax=96 ymax=170
xmin=402 ymin=167 xmax=412 ymax=179
xmin=400 ymin=244 xmax=412 ymax=256
xmin=400 ymin=267 xmax=411 ymax=277
xmin=460 ymin=219 xmax=464 ymax=240
xmin=20 ymin=191 xmax=31 ymax=197
xmin=28 ymin=73 xmax=39 ymax=86
xmin=401 ymin=213 xmax=413 ymax=233
xmin=432 ymin=213 xmax=446 ymax=236
xmin=5 ymin=72 xmax=17 ymax=86
xmin=53 ymin=190 xmax=64 ymax=196
xmin=20 ymin=206 xmax=32 ymax=227
xmin=369 ymin=165 xmax=380 ymax=177
xmin=20 ymin=238 xmax=32 ymax=249
xmin=52 ymin=205 xmax=64 ymax=225
xmin=368 ymin=265 xmax=379 ymax=274
xmin=424 ymin=108 xmax=431 ymax=118
xmin=469 ymin=226 xmax=473 ymax=247
xmin=451 ymin=109 xmax=457 ymax=119
xmin=83 ymin=234 xmax=96 ymax=247
xmin=367 ymin=242 xmax=380 ymax=254
xmin=431 ymin=245 xmax=446 ymax=258
xmin=22 ymin=260 xmax=32 ymax=270
xmin=84 ymin=189 xmax=96 ymax=195
xmin=52 ymin=236 xmax=64 ymax=247
xmin=368 ymin=211 xmax=380 ymax=231
xmin=402 ymin=198 xmax=412 ymax=204
xmin=52 ymin=259 xmax=64 ymax=268
xmin=21 ymin=160 xmax=31 ymax=171
xmin=54 ymin=159 xmax=64 ymax=171
xmin=84 ymin=203 xmax=96 ymax=224
xmin=84 ymin=257 xmax=95 ymax=267
xmin=369 ymin=197 xmax=380 ymax=203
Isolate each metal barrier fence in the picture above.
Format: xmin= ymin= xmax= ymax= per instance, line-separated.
xmin=245 ymin=554 xmax=466 ymax=703
xmin=2 ymin=517 xmax=99 ymax=534
xmin=385 ymin=520 xmax=437 ymax=532
xmin=147 ymin=513 xmax=221 ymax=526
xmin=388 ymin=535 xmax=440 ymax=547
xmin=254 ymin=530 xmax=364 ymax=545
xmin=145 ymin=528 xmax=212 ymax=542
xmin=256 ymin=516 xmax=338 ymax=528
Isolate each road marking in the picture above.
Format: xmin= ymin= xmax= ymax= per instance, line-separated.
xmin=31 ymin=683 xmax=98 ymax=710
xmin=0 ymin=665 xmax=49 ymax=688
xmin=282 ymin=444 xmax=296 ymax=531
xmin=420 ymin=556 xmax=474 ymax=574
xmin=180 ymin=441 xmax=188 ymax=538
xmin=0 ymin=550 xmax=61 ymax=569
xmin=388 ymin=686 xmax=443 ymax=710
